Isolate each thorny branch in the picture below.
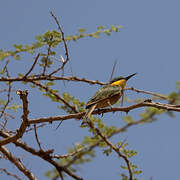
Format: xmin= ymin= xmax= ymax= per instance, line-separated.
xmin=57 ymin=113 xmax=156 ymax=168
xmin=31 ymin=80 xmax=77 ymax=113
xmin=87 ymin=121 xmax=133 ymax=180
xmin=0 ymin=74 xmax=177 ymax=100
xmin=127 ymin=87 xmax=168 ymax=100
xmin=49 ymin=11 xmax=70 ymax=76
xmin=33 ymin=124 xmax=42 ymax=150
xmin=0 ymin=146 xmax=37 ymax=180
xmin=28 ymin=99 xmax=180 ymax=125
xmin=0 ymin=168 xmax=23 ymax=180
xmin=0 ymin=59 xmax=12 ymax=123
xmin=43 ymin=37 xmax=53 ymax=75
xmin=23 ymin=53 xmax=40 ymax=78
xmin=0 ymin=75 xmax=105 ymax=85
xmin=0 ymin=131 xmax=83 ymax=180
xmin=0 ymin=90 xmax=29 ymax=146
xmin=0 ymin=82 xmax=12 ymax=121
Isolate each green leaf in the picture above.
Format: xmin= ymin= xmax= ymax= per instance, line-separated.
xmin=78 ymin=28 xmax=86 ymax=33
xmin=134 ymin=170 xmax=142 ymax=175
xmin=103 ymin=148 xmax=112 ymax=156
xmin=97 ymin=26 xmax=105 ymax=30
xmin=45 ymin=81 xmax=55 ymax=87
xmin=123 ymin=116 xmax=134 ymax=123
xmin=18 ymin=73 xmax=24 ymax=77
xmin=176 ymin=82 xmax=180 ymax=90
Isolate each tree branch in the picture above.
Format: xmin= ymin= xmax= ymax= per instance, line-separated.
xmin=0 ymin=131 xmax=83 ymax=180
xmin=28 ymin=99 xmax=180 ymax=125
xmin=31 ymin=81 xmax=77 ymax=113
xmin=0 ymin=90 xmax=29 ymax=146
xmin=49 ymin=11 xmax=70 ymax=76
xmin=23 ymin=53 xmax=40 ymax=78
xmin=0 ymin=146 xmax=37 ymax=180
xmin=0 ymin=75 xmax=105 ymax=85
xmin=127 ymin=87 xmax=168 ymax=100
xmin=33 ymin=124 xmax=42 ymax=150
xmin=87 ymin=121 xmax=133 ymax=180
xmin=0 ymin=168 xmax=23 ymax=180
xmin=0 ymin=81 xmax=12 ymax=121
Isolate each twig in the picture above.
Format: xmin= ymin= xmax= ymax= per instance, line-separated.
xmin=0 ymin=90 xmax=29 ymax=146
xmin=0 ymin=131 xmax=83 ymax=180
xmin=0 ymin=82 xmax=12 ymax=120
xmin=24 ymin=53 xmax=40 ymax=78
xmin=43 ymin=39 xmax=53 ymax=75
xmin=127 ymin=87 xmax=168 ymax=100
xmin=0 ymin=168 xmax=23 ymax=180
xmin=33 ymin=124 xmax=42 ymax=150
xmin=0 ymin=146 xmax=37 ymax=180
xmin=52 ymin=146 xmax=88 ymax=159
xmin=26 ymin=124 xmax=46 ymax=133
xmin=87 ymin=121 xmax=133 ymax=180
xmin=49 ymin=11 xmax=70 ymax=76
xmin=31 ymin=81 xmax=77 ymax=113
xmin=0 ymin=59 xmax=12 ymax=120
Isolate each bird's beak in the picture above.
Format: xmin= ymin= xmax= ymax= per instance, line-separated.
xmin=125 ymin=73 xmax=137 ymax=81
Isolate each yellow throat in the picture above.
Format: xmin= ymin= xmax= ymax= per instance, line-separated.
xmin=111 ymin=79 xmax=127 ymax=89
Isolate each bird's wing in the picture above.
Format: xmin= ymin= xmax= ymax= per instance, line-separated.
xmin=86 ymin=85 xmax=121 ymax=109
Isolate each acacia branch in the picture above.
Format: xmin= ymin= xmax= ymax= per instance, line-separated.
xmin=0 ymin=131 xmax=83 ymax=180
xmin=33 ymin=124 xmax=42 ymax=150
xmin=0 ymin=90 xmax=29 ymax=146
xmin=0 ymin=75 xmax=105 ymax=85
xmin=49 ymin=11 xmax=70 ymax=76
xmin=87 ymin=121 xmax=133 ymax=180
xmin=0 ymin=146 xmax=37 ymax=180
xmin=23 ymin=53 xmax=40 ymax=78
xmin=0 ymin=168 xmax=23 ymax=180
xmin=0 ymin=59 xmax=12 ymax=122
xmin=51 ymin=111 xmax=157 ymax=169
xmin=126 ymin=87 xmax=168 ymax=100
xmin=43 ymin=38 xmax=53 ymax=75
xmin=31 ymin=81 xmax=77 ymax=113
xmin=28 ymin=99 xmax=180 ymax=125
xmin=0 ymin=81 xmax=12 ymax=121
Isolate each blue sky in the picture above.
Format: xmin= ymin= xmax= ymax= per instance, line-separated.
xmin=1 ymin=0 xmax=180 ymax=180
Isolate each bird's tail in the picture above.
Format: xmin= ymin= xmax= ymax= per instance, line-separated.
xmin=81 ymin=104 xmax=96 ymax=126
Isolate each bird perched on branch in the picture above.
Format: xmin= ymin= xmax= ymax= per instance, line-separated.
xmin=82 ymin=73 xmax=137 ymax=125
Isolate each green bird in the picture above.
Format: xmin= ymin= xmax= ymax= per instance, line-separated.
xmin=82 ymin=73 xmax=137 ymax=124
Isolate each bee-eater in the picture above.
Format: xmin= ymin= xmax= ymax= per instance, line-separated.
xmin=82 ymin=73 xmax=137 ymax=124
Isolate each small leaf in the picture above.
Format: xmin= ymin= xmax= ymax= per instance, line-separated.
xmin=97 ymin=26 xmax=105 ymax=30
xmin=123 ymin=116 xmax=134 ymax=123
xmin=78 ymin=28 xmax=86 ymax=33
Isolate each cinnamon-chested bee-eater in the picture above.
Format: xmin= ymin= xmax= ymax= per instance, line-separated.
xmin=82 ymin=73 xmax=137 ymax=124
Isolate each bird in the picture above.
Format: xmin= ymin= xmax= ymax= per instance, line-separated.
xmin=82 ymin=73 xmax=137 ymax=125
